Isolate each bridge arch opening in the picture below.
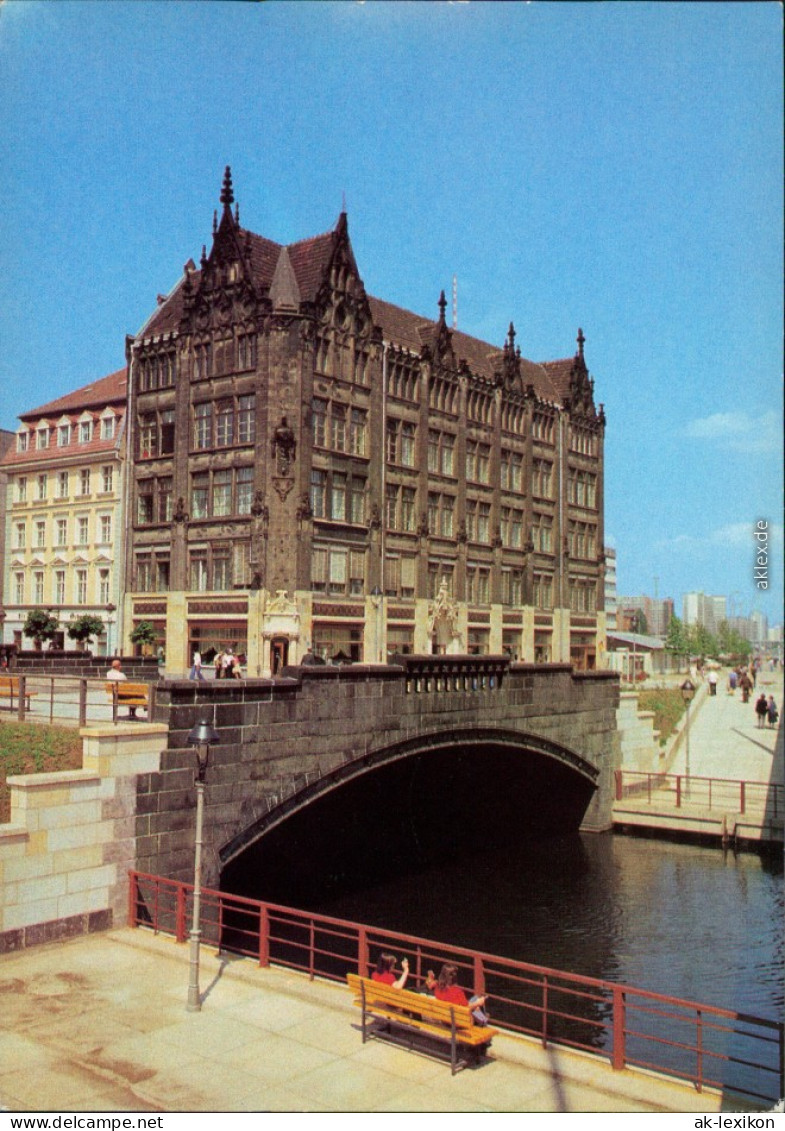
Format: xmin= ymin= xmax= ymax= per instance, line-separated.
xmin=220 ymin=730 xmax=597 ymax=910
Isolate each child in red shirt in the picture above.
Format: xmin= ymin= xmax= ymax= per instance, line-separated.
xmin=434 ymin=963 xmax=488 ymax=1024
xmin=371 ymin=953 xmax=409 ymax=989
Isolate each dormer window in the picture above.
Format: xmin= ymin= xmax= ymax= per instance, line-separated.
xmin=37 ymin=427 xmax=49 ymax=450
xmin=16 ymin=431 xmax=29 ymax=453
xmin=58 ymin=422 xmax=71 ymax=447
xmin=101 ymin=415 xmax=116 ymax=440
xmin=79 ymin=419 xmax=93 ymax=444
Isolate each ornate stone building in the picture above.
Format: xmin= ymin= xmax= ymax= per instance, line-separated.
xmin=125 ymin=169 xmax=606 ymax=674
xmin=1 ymin=370 xmax=127 ymax=654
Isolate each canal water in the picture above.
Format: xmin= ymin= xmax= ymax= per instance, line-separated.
xmin=310 ymin=831 xmax=783 ymax=1020
xmin=305 ymin=830 xmax=783 ymax=1097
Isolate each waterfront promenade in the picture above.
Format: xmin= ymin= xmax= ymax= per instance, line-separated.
xmin=614 ymin=668 xmax=783 ymax=841
xmin=0 ymin=927 xmax=764 ymax=1114
xmin=666 ymin=668 xmax=783 ymax=783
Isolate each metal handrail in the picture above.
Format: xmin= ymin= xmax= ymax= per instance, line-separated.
xmin=129 ymin=869 xmax=783 ymax=1104
xmin=0 ymin=673 xmax=157 ymax=726
xmin=615 ymin=770 xmax=783 ymax=815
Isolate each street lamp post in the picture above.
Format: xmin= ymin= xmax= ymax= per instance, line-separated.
xmin=680 ymin=678 xmax=696 ymax=798
xmin=186 ymin=720 xmax=220 ymax=1013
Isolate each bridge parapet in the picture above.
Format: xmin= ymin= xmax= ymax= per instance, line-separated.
xmin=144 ymin=661 xmax=621 ymax=886
xmin=391 ymin=653 xmax=509 ymax=693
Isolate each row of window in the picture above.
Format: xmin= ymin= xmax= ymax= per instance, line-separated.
xmin=127 ymin=544 xmax=592 ymax=612
xmin=567 ymin=469 xmax=598 ymax=508
xmin=16 ymin=416 xmax=117 ymax=453
xmin=134 ymin=543 xmax=251 ymax=593
xmin=12 ymin=567 xmax=113 ymax=607
xmin=312 ymin=399 xmax=367 ymax=455
xmin=385 ymin=358 xmax=419 ymax=402
xmin=190 ymin=333 xmax=257 ymax=383
xmin=569 ymin=428 xmax=599 ymax=456
xmin=15 ymin=466 xmax=115 ymax=503
xmin=137 ymin=396 xmax=257 ymax=460
xmin=137 ymin=467 xmax=256 ymax=524
xmin=13 ymin=514 xmax=113 ymax=549
xmin=568 ymin=521 xmax=598 ymax=561
xmin=314 ymin=336 xmax=370 ymax=386
xmin=194 ymin=396 xmax=255 ymax=450
xmin=137 ymin=350 xmax=176 ymax=391
xmin=310 ymin=470 xmax=366 ymax=524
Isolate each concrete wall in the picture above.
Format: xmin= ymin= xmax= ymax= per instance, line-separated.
xmin=146 ymin=662 xmax=621 ymax=888
xmin=0 ymin=724 xmax=167 ymax=953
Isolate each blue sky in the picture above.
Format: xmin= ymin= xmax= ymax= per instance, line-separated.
xmin=1 ymin=0 xmax=782 ymax=622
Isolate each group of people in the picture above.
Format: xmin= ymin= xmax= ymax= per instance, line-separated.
xmin=754 ymin=693 xmax=778 ymax=729
xmin=371 ymin=953 xmax=489 ymax=1026
xmin=188 ymin=649 xmax=243 ymax=681
xmin=725 ymin=665 xmax=758 ymax=702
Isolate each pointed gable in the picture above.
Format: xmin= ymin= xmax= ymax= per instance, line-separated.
xmin=286 ymin=229 xmax=336 ymax=304
xmin=269 ymin=247 xmax=301 ymax=310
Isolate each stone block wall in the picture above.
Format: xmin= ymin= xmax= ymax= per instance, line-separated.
xmin=0 ymin=723 xmax=167 ymax=953
xmin=147 ymin=662 xmax=621 ymax=887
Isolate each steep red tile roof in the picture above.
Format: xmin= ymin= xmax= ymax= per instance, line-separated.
xmin=540 ymin=358 xmax=577 ymax=402
xmin=286 ymin=230 xmax=336 ymax=303
xmin=133 ymin=213 xmax=580 ymax=407
xmin=20 ymin=368 xmax=127 ymax=420
xmin=368 ymin=296 xmax=568 ymax=403
xmin=1 ymin=369 xmax=127 ymax=469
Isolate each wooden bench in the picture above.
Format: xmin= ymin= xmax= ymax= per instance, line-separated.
xmin=106 ymin=681 xmax=149 ymax=717
xmin=347 ymin=973 xmax=497 ymax=1074
xmin=0 ymin=676 xmax=38 ymax=710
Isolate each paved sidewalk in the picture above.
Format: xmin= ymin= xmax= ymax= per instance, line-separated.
xmin=0 ymin=929 xmax=765 ymax=1114
xmin=668 ymin=669 xmax=783 ymax=784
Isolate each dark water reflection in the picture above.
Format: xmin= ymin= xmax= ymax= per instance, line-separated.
xmin=311 ymin=832 xmax=783 ymax=1023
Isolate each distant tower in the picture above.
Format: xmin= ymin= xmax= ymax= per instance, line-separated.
xmin=452 ymin=274 xmax=458 ymax=330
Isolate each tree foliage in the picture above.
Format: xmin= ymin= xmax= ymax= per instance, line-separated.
xmin=67 ymin=614 xmax=105 ymax=647
xmin=130 ymin=620 xmax=157 ymax=648
xmin=664 ymin=615 xmax=690 ymax=655
xmin=22 ymin=608 xmax=59 ymax=647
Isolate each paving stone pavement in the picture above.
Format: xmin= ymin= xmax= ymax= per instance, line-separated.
xmin=0 ymin=928 xmax=767 ymax=1114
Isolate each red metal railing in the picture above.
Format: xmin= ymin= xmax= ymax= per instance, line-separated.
xmin=129 ymin=870 xmax=783 ymax=1104
xmin=615 ymin=770 xmax=783 ymax=817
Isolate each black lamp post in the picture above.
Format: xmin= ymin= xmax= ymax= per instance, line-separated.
xmin=680 ymin=679 xmax=696 ymax=798
xmin=185 ymin=720 xmax=220 ymax=1012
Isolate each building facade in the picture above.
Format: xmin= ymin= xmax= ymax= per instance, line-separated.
xmin=604 ymin=546 xmax=617 ymax=632
xmin=125 ymin=169 xmax=606 ymax=675
xmin=616 ymin=594 xmax=674 ymax=638
xmin=1 ymin=371 xmax=127 ymax=655
xmin=683 ymin=591 xmax=727 ymax=636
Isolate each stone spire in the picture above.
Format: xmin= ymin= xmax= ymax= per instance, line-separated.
xmin=220 ymin=165 xmax=234 ymax=211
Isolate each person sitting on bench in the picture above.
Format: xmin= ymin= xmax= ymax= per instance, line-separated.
xmin=106 ymin=659 xmax=136 ymax=718
xmin=434 ymin=963 xmax=488 ymax=1025
xmin=372 ymin=953 xmax=409 ymax=989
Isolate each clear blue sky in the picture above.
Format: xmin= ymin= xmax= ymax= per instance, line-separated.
xmin=1 ymin=1 xmax=782 ymax=622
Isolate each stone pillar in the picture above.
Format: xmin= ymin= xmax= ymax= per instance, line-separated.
xmin=552 ymin=607 xmax=571 ymax=663
xmin=414 ymin=598 xmax=431 ymax=653
xmin=246 ymin=589 xmax=265 ymax=677
xmin=489 ymin=604 xmax=503 ymax=654
xmin=522 ymin=605 xmax=535 ymax=663
xmin=166 ymin=591 xmax=188 ymax=673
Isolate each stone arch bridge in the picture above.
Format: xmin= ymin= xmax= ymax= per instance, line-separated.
xmin=140 ymin=656 xmax=621 ymax=891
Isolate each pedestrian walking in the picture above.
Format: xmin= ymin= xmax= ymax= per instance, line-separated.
xmin=754 ymin=693 xmax=768 ymax=729
xmin=707 ymin=671 xmax=718 ymax=696
xmin=189 ymin=650 xmax=205 ymax=681
xmin=767 ymin=697 xmax=778 ymax=728
xmin=739 ymin=671 xmax=752 ymax=703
